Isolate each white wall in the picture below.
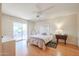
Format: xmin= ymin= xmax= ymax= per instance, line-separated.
xmin=33 ymin=14 xmax=78 ymax=45
xmin=27 ymin=21 xmax=35 ymax=37
xmin=0 ymin=4 xmax=1 ymax=39
xmin=0 ymin=3 xmax=2 ymax=56
xmin=2 ymin=14 xmax=13 ymax=42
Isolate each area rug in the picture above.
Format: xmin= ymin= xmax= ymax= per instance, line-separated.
xmin=46 ymin=41 xmax=57 ymax=48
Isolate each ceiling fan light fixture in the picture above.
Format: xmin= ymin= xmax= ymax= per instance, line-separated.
xmin=36 ymin=14 xmax=40 ymax=18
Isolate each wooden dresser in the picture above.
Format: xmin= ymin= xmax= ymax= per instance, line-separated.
xmin=55 ymin=34 xmax=68 ymax=45
xmin=2 ymin=40 xmax=16 ymax=56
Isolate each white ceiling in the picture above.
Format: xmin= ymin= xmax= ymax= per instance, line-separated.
xmin=2 ymin=3 xmax=79 ymax=20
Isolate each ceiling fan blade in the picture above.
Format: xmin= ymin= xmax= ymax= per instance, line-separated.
xmin=35 ymin=4 xmax=54 ymax=19
xmin=38 ymin=6 xmax=54 ymax=14
xmin=36 ymin=4 xmax=54 ymax=14
xmin=35 ymin=4 xmax=41 ymax=13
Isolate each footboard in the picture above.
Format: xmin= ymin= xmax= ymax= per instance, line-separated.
xmin=27 ymin=37 xmax=46 ymax=50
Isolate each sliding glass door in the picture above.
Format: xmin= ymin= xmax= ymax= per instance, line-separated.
xmin=13 ymin=22 xmax=27 ymax=41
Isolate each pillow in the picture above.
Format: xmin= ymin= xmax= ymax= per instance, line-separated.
xmin=42 ymin=33 xmax=47 ymax=35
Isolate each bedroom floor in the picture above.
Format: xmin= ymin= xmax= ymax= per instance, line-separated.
xmin=16 ymin=40 xmax=28 ymax=56
xmin=16 ymin=40 xmax=79 ymax=56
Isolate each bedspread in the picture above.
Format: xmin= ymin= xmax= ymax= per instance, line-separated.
xmin=27 ymin=34 xmax=53 ymax=50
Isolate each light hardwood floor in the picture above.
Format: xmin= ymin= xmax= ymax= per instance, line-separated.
xmin=27 ymin=42 xmax=79 ymax=56
xmin=1 ymin=40 xmax=79 ymax=56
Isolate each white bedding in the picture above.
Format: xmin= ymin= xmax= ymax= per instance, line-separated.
xmin=30 ymin=34 xmax=53 ymax=44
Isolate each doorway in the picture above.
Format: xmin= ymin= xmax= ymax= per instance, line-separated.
xmin=13 ymin=22 xmax=28 ymax=56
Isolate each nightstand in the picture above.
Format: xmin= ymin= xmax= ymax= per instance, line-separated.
xmin=55 ymin=34 xmax=67 ymax=45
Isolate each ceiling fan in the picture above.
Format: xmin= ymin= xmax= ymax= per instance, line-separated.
xmin=35 ymin=4 xmax=54 ymax=19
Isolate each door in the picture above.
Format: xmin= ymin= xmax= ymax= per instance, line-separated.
xmin=13 ymin=22 xmax=28 ymax=56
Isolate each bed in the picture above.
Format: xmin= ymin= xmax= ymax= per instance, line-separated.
xmin=27 ymin=34 xmax=53 ymax=50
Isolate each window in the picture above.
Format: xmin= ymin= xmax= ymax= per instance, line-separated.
xmin=13 ymin=22 xmax=27 ymax=41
